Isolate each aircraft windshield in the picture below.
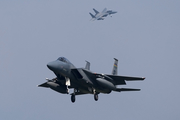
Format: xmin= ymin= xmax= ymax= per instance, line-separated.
xmin=57 ymin=57 xmax=70 ymax=63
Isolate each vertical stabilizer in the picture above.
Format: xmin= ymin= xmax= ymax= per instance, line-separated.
xmin=93 ymin=8 xmax=99 ymax=15
xmin=85 ymin=61 xmax=90 ymax=70
xmin=112 ymin=58 xmax=118 ymax=75
xmin=89 ymin=12 xmax=95 ymax=18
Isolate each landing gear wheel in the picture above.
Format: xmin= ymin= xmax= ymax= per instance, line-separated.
xmin=94 ymin=94 xmax=98 ymax=101
xmin=71 ymin=94 xmax=75 ymax=103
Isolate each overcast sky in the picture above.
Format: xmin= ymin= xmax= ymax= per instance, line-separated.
xmin=1 ymin=1 xmax=180 ymax=120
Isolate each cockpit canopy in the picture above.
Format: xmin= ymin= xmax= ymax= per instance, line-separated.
xmin=57 ymin=57 xmax=70 ymax=63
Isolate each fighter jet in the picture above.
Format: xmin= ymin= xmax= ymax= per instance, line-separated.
xmin=89 ymin=8 xmax=117 ymax=21
xmin=38 ymin=57 xmax=145 ymax=103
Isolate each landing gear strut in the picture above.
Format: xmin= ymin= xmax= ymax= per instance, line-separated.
xmin=65 ymin=77 xmax=70 ymax=94
xmin=66 ymin=86 xmax=69 ymax=94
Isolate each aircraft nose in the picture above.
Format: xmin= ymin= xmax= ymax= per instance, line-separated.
xmin=47 ymin=61 xmax=59 ymax=71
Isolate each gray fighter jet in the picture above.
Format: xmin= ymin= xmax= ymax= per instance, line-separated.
xmin=89 ymin=8 xmax=117 ymax=21
xmin=38 ymin=57 xmax=145 ymax=103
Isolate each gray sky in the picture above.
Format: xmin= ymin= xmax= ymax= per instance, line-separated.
xmin=1 ymin=1 xmax=180 ymax=120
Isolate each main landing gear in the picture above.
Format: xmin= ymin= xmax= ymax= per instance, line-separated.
xmin=71 ymin=94 xmax=75 ymax=103
xmin=94 ymin=93 xmax=98 ymax=101
xmin=93 ymin=89 xmax=99 ymax=101
xmin=71 ymin=89 xmax=99 ymax=103
xmin=71 ymin=88 xmax=76 ymax=103
xmin=71 ymin=93 xmax=99 ymax=103
xmin=70 ymin=89 xmax=99 ymax=103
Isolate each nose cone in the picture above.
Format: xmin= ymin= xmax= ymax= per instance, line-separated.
xmin=47 ymin=61 xmax=59 ymax=72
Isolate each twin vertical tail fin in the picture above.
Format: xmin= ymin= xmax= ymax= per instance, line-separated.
xmin=85 ymin=61 xmax=90 ymax=70
xmin=112 ymin=58 xmax=118 ymax=75
xmin=93 ymin=8 xmax=99 ymax=14
xmin=85 ymin=58 xmax=117 ymax=73
xmin=89 ymin=12 xmax=95 ymax=18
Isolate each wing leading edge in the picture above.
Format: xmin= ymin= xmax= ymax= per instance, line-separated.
xmin=114 ymin=88 xmax=141 ymax=92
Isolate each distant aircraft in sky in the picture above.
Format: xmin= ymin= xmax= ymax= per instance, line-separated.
xmin=38 ymin=57 xmax=145 ymax=103
xmin=89 ymin=8 xmax=117 ymax=21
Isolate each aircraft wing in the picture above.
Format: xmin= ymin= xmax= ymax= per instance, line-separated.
xmin=90 ymin=16 xmax=104 ymax=21
xmin=107 ymin=75 xmax=145 ymax=81
xmin=82 ymin=69 xmax=144 ymax=85
xmin=114 ymin=88 xmax=141 ymax=92
xmin=76 ymin=69 xmax=144 ymax=86
xmin=104 ymin=75 xmax=145 ymax=85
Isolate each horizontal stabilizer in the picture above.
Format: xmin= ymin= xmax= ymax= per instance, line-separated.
xmin=114 ymin=88 xmax=140 ymax=92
